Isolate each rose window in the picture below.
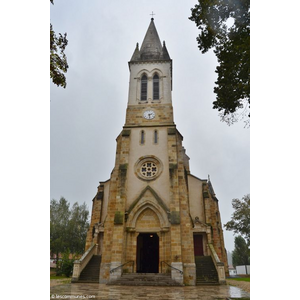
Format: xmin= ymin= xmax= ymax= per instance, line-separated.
xmin=135 ymin=156 xmax=162 ymax=181
xmin=140 ymin=162 xmax=157 ymax=178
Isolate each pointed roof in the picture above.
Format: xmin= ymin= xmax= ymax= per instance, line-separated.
xmin=130 ymin=43 xmax=140 ymax=61
xmin=207 ymin=175 xmax=219 ymax=202
xmin=129 ymin=18 xmax=171 ymax=62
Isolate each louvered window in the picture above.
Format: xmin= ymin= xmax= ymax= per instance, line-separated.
xmin=141 ymin=75 xmax=147 ymax=101
xmin=153 ymin=74 xmax=159 ymax=100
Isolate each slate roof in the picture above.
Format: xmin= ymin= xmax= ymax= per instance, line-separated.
xmin=130 ymin=18 xmax=171 ymax=62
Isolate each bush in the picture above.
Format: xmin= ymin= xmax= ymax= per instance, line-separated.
xmin=56 ymin=250 xmax=78 ymax=277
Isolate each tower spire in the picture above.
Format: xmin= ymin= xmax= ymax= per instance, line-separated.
xmin=129 ymin=18 xmax=171 ymax=62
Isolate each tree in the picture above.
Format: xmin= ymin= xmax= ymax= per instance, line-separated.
xmin=232 ymin=235 xmax=249 ymax=267
xmin=50 ymin=197 xmax=89 ymax=260
xmin=56 ymin=249 xmax=79 ymax=277
xmin=68 ymin=202 xmax=90 ymax=254
xmin=50 ymin=197 xmax=71 ymax=262
xmin=224 ymin=194 xmax=250 ymax=245
xmin=189 ymin=0 xmax=250 ymax=126
xmin=50 ymin=0 xmax=68 ymax=88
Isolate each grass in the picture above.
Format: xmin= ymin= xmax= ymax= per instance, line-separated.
xmin=227 ymin=277 xmax=250 ymax=282
xmin=50 ymin=274 xmax=69 ymax=280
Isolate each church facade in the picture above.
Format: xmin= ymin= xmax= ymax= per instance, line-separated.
xmin=72 ymin=19 xmax=228 ymax=286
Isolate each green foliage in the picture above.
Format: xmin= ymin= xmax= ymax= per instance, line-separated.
xmin=232 ymin=235 xmax=249 ymax=267
xmin=229 ymin=277 xmax=250 ymax=282
xmin=50 ymin=197 xmax=71 ymax=257
xmin=114 ymin=211 xmax=124 ymax=224
xmin=224 ymin=194 xmax=250 ymax=245
xmin=50 ymin=0 xmax=68 ymax=88
xmin=189 ymin=0 xmax=250 ymax=126
xmin=56 ymin=250 xmax=79 ymax=277
xmin=50 ymin=197 xmax=89 ymax=257
xmin=170 ymin=211 xmax=181 ymax=224
xmin=68 ymin=202 xmax=90 ymax=253
xmin=50 ymin=274 xmax=67 ymax=279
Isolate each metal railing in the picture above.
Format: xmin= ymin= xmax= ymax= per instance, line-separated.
xmin=110 ymin=260 xmax=134 ymax=274
xmin=160 ymin=261 xmax=183 ymax=275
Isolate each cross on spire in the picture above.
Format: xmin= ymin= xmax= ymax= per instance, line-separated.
xmin=150 ymin=11 xmax=155 ymax=20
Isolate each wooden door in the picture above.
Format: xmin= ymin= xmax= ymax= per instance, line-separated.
xmin=193 ymin=234 xmax=204 ymax=256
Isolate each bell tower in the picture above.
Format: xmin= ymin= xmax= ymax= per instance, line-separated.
xmin=125 ymin=18 xmax=174 ymax=127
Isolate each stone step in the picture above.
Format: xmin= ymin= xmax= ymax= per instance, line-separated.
xmin=196 ymin=281 xmax=220 ymax=285
xmin=108 ymin=273 xmax=183 ymax=286
xmin=120 ymin=273 xmax=169 ymax=278
xmin=195 ymin=256 xmax=219 ymax=285
xmin=77 ymin=255 xmax=101 ymax=282
xmin=77 ymin=278 xmax=100 ymax=283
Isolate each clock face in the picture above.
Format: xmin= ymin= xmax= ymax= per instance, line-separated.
xmin=143 ymin=110 xmax=155 ymax=120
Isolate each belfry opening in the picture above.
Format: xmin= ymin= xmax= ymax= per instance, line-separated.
xmin=136 ymin=233 xmax=159 ymax=273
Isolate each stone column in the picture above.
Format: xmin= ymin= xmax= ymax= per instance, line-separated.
xmin=177 ymin=132 xmax=196 ymax=285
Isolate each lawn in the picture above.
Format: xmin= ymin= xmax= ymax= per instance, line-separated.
xmin=50 ymin=274 xmax=69 ymax=280
xmin=228 ymin=277 xmax=250 ymax=282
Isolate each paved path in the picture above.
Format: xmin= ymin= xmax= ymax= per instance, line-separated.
xmin=50 ymin=283 xmax=250 ymax=299
xmin=226 ymin=279 xmax=250 ymax=294
xmin=50 ymin=278 xmax=71 ymax=287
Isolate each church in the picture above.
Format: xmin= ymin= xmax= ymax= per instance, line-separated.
xmin=72 ymin=18 xmax=228 ymax=286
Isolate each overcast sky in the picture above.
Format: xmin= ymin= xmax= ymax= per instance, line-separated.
xmin=50 ymin=0 xmax=250 ymax=253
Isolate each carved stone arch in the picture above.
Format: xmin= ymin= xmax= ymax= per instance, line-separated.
xmin=149 ymin=68 xmax=163 ymax=101
xmin=126 ymin=186 xmax=170 ymax=232
xmin=137 ymin=69 xmax=151 ymax=78
xmin=149 ymin=68 xmax=163 ymax=78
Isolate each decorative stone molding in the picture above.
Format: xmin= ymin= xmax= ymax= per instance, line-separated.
xmin=192 ymin=216 xmax=211 ymax=233
xmin=93 ymin=222 xmax=104 ymax=238
xmin=127 ymin=186 xmax=169 ymax=215
xmin=134 ymin=156 xmax=163 ymax=181
xmin=126 ymin=187 xmax=170 ymax=232
xmin=127 ymin=203 xmax=170 ymax=232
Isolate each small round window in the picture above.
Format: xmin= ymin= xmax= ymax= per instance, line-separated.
xmin=140 ymin=162 xmax=158 ymax=178
xmin=135 ymin=156 xmax=162 ymax=181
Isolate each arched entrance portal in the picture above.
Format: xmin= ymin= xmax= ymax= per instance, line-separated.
xmin=136 ymin=233 xmax=159 ymax=273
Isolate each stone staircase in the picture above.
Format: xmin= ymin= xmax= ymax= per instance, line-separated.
xmin=76 ymin=255 xmax=101 ymax=283
xmin=107 ymin=273 xmax=183 ymax=286
xmin=195 ymin=256 xmax=219 ymax=285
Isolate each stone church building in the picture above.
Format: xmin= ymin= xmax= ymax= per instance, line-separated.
xmin=72 ymin=18 xmax=228 ymax=286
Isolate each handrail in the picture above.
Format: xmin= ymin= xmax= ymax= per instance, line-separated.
xmin=160 ymin=261 xmax=183 ymax=275
xmin=208 ymin=243 xmax=226 ymax=284
xmin=208 ymin=243 xmax=222 ymax=264
xmin=75 ymin=243 xmax=96 ymax=264
xmin=72 ymin=243 xmax=98 ymax=282
xmin=110 ymin=260 xmax=134 ymax=274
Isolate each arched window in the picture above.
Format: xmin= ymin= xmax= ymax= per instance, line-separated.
xmin=141 ymin=75 xmax=147 ymax=101
xmin=141 ymin=130 xmax=145 ymax=144
xmin=153 ymin=74 xmax=159 ymax=100
xmin=154 ymin=130 xmax=158 ymax=144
